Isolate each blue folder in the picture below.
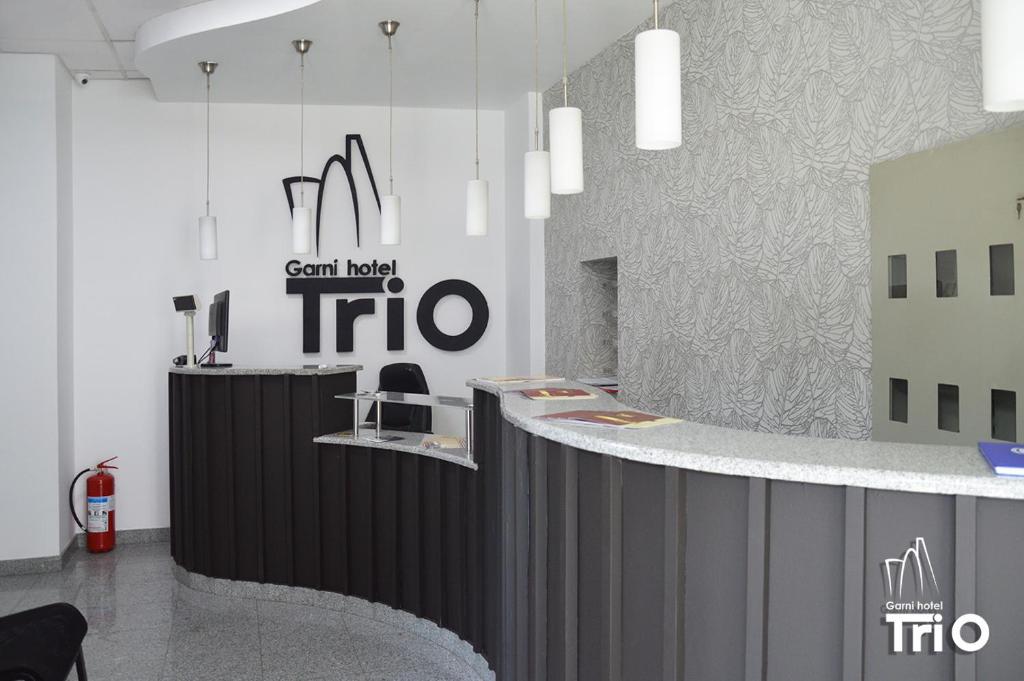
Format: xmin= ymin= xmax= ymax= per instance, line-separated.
xmin=978 ymin=442 xmax=1024 ymax=477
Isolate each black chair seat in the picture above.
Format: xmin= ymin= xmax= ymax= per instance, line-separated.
xmin=365 ymin=363 xmax=432 ymax=433
xmin=0 ymin=603 xmax=88 ymax=681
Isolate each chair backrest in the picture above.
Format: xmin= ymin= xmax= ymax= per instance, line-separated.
xmin=0 ymin=603 xmax=87 ymax=681
xmin=366 ymin=363 xmax=432 ymax=432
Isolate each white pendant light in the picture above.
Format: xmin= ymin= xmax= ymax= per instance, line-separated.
xmin=466 ymin=0 xmax=488 ymax=236
xmin=524 ymin=0 xmax=551 ymax=219
xmin=380 ymin=195 xmax=401 ymax=245
xmin=524 ymin=150 xmax=550 ymax=219
xmin=549 ymin=0 xmax=583 ymax=195
xmin=982 ymin=0 xmax=1024 ymax=111
xmin=635 ymin=0 xmax=681 ymax=149
xmin=292 ymin=39 xmax=313 ymax=254
xmin=198 ymin=61 xmax=218 ymax=260
xmin=466 ymin=179 xmax=489 ymax=236
xmin=379 ymin=20 xmax=402 ymax=245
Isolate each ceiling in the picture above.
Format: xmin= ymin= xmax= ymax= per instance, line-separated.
xmin=0 ymin=0 xmax=668 ymax=108
xmin=0 ymin=0 xmax=203 ymax=79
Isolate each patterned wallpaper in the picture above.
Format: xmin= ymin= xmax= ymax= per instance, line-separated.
xmin=544 ymin=0 xmax=1018 ymax=438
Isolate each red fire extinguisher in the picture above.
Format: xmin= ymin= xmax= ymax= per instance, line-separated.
xmin=69 ymin=457 xmax=119 ymax=553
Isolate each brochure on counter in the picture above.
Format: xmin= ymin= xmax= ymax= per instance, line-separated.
xmin=539 ymin=409 xmax=682 ymax=429
xmin=520 ymin=388 xmax=596 ymax=401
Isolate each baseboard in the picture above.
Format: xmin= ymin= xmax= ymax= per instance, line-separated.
xmin=0 ymin=527 xmax=170 ymax=576
xmin=73 ymin=526 xmax=170 ymax=548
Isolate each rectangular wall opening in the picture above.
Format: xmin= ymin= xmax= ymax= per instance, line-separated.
xmin=888 ymin=254 xmax=907 ymax=299
xmin=992 ymin=389 xmax=1017 ymax=441
xmin=579 ymin=257 xmax=619 ymax=380
xmin=937 ymin=383 xmax=960 ymax=432
xmin=989 ymin=244 xmax=1015 ymax=296
xmin=935 ymin=250 xmax=958 ymax=298
xmin=889 ymin=378 xmax=908 ymax=423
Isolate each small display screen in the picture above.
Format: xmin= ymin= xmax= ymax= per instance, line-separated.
xmin=173 ymin=295 xmax=197 ymax=312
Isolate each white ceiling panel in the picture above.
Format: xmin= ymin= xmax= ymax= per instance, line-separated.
xmin=0 ymin=0 xmax=103 ymax=41
xmin=0 ymin=38 xmax=119 ymax=70
xmin=112 ymin=40 xmax=135 ymax=69
xmin=87 ymin=69 xmax=130 ymax=80
xmin=91 ymin=0 xmax=202 ymax=41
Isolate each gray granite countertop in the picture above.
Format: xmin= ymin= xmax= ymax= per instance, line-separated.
xmin=315 ymin=428 xmax=476 ymax=470
xmin=170 ymin=364 xmax=362 ymax=376
xmin=469 ymin=378 xmax=1024 ymax=500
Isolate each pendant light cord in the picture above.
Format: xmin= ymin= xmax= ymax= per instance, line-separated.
xmin=388 ymin=34 xmax=394 ymax=195
xmin=205 ymin=71 xmax=211 ymax=217
xmin=653 ymin=0 xmax=659 ymax=29
xmin=561 ymin=0 xmax=568 ymax=107
xmin=474 ymin=0 xmax=480 ymax=181
xmin=533 ymin=0 xmax=540 ymax=150
xmin=299 ymin=51 xmax=305 ymax=207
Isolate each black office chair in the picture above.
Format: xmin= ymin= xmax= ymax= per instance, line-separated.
xmin=0 ymin=603 xmax=88 ymax=681
xmin=365 ymin=363 xmax=432 ymax=433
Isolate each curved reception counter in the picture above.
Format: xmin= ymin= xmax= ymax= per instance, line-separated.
xmin=168 ymin=369 xmax=1024 ymax=681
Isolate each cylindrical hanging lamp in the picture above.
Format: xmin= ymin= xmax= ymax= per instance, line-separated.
xmin=524 ymin=150 xmax=550 ymax=219
xmin=635 ymin=0 xmax=681 ymax=149
xmin=292 ymin=39 xmax=313 ymax=254
xmin=198 ymin=61 xmax=218 ymax=260
xmin=550 ymin=107 xmax=583 ymax=194
xmin=982 ymin=0 xmax=1024 ymax=111
xmin=466 ymin=0 xmax=489 ymax=235
xmin=380 ymin=195 xmax=401 ymax=245
xmin=549 ymin=0 xmax=583 ymax=195
xmin=524 ymin=0 xmax=551 ymax=219
xmin=466 ymin=180 xmax=489 ymax=236
xmin=379 ymin=20 xmax=402 ymax=245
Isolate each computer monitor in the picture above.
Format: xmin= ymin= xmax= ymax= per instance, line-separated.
xmin=201 ymin=290 xmax=231 ymax=368
xmin=209 ymin=290 xmax=229 ymax=352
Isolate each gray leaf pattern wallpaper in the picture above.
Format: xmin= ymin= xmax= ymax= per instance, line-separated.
xmin=544 ymin=0 xmax=1019 ymax=439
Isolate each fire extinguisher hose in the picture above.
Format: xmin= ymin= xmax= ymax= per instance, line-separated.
xmin=68 ymin=467 xmax=93 ymax=532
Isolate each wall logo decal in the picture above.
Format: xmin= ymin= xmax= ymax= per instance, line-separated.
xmin=881 ymin=537 xmax=988 ymax=654
xmin=282 ymin=134 xmax=381 ymax=256
xmin=285 ymin=258 xmax=489 ymax=354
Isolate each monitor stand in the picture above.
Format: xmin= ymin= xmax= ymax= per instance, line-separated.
xmin=200 ymin=350 xmax=232 ymax=369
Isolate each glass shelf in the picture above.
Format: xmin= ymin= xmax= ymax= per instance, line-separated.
xmin=335 ymin=391 xmax=472 ymax=410
xmin=335 ymin=391 xmax=474 ymax=460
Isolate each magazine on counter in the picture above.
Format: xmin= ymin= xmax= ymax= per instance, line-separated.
xmin=481 ymin=375 xmax=565 ymax=384
xmin=520 ymin=388 xmax=596 ymax=401
xmin=539 ymin=409 xmax=681 ymax=429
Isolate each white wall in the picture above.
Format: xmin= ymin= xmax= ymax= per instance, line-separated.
xmin=56 ymin=58 xmax=76 ymax=552
xmin=0 ymin=54 xmax=64 ymax=560
xmin=504 ymin=92 xmax=546 ymax=376
xmin=72 ymin=80 xmax=507 ymax=533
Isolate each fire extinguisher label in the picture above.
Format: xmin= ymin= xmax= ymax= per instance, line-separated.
xmin=87 ymin=495 xmax=113 ymax=532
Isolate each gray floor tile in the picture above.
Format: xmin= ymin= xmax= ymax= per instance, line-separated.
xmin=1 ymin=544 xmax=482 ymax=681
xmin=0 ymin=574 xmax=41 ymax=593
xmin=163 ymin=597 xmax=261 ymax=681
xmin=0 ymin=591 xmax=22 ymax=616
xmin=13 ymin=580 xmax=83 ymax=611
xmin=82 ymin=625 xmax=171 ymax=680
xmin=258 ymin=601 xmax=367 ymax=679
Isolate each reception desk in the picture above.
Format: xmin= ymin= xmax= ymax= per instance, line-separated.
xmin=472 ymin=378 xmax=1024 ymax=681
xmin=168 ymin=370 xmax=1024 ymax=681
xmin=167 ymin=366 xmax=359 ymax=585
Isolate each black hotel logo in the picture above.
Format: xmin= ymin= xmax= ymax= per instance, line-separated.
xmin=286 ymin=259 xmax=489 ymax=354
xmin=282 ymin=133 xmax=379 ymax=256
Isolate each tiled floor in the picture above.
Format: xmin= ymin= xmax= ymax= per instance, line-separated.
xmin=0 ymin=543 xmax=481 ymax=681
